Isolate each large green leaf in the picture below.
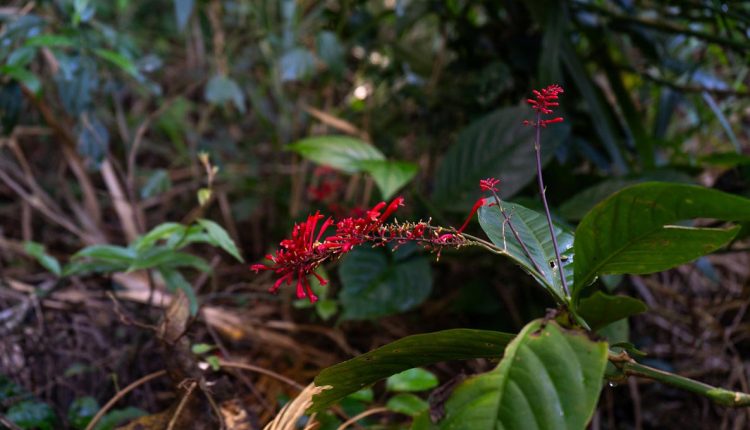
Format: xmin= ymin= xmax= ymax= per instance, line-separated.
xmin=577 ymin=291 xmax=647 ymax=331
xmin=288 ymin=135 xmax=385 ymax=174
xmin=358 ymin=159 xmax=418 ymax=200
xmin=339 ymin=244 xmax=432 ymax=320
xmin=478 ymin=201 xmax=574 ymax=303
xmin=310 ymin=329 xmax=514 ymax=412
xmin=432 ymin=106 xmax=569 ymax=210
xmin=573 ymin=182 xmax=750 ymax=298
xmin=437 ymin=320 xmax=608 ymax=430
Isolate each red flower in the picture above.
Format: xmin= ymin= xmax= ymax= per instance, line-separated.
xmin=250 ymin=197 xmax=405 ymax=303
xmin=524 ymin=84 xmax=565 ymax=127
xmin=479 ymin=177 xmax=500 ymax=192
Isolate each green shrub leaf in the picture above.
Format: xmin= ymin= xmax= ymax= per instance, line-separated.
xmin=310 ymin=329 xmax=514 ymax=412
xmin=573 ymin=182 xmax=750 ymax=298
xmin=432 ymin=106 xmax=568 ymax=210
xmin=358 ymin=159 xmax=418 ymax=200
xmin=478 ymin=201 xmax=574 ymax=302
xmin=577 ymin=291 xmax=647 ymax=331
xmin=339 ymin=244 xmax=432 ymax=320
xmin=288 ymin=135 xmax=384 ymax=174
xmin=437 ymin=320 xmax=608 ymax=430
xmin=386 ymin=368 xmax=438 ymax=393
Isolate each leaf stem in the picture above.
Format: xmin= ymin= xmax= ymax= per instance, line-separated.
xmin=534 ymin=113 xmax=570 ymax=298
xmin=610 ymin=355 xmax=750 ymax=407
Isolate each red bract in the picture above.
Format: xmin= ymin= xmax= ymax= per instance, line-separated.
xmin=479 ymin=177 xmax=500 ymax=192
xmin=524 ymin=84 xmax=565 ymax=127
xmin=250 ymin=197 xmax=405 ymax=303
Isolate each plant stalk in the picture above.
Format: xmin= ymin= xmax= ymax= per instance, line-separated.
xmin=534 ymin=113 xmax=570 ymax=298
xmin=490 ymin=192 xmax=546 ymax=278
xmin=612 ymin=357 xmax=750 ymax=407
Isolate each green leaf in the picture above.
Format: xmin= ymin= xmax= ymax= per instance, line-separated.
xmin=173 ymin=0 xmax=195 ymax=31
xmin=6 ymin=401 xmax=58 ymax=430
xmin=358 ymin=159 xmax=418 ymax=200
xmin=204 ymin=74 xmax=245 ymax=113
xmin=23 ymin=241 xmax=61 ymax=276
xmin=386 ymin=393 xmax=429 ymax=417
xmin=159 ymin=268 xmax=199 ymax=315
xmin=315 ymin=299 xmax=338 ymax=321
xmin=437 ymin=320 xmax=608 ymax=430
xmin=310 ymin=329 xmax=514 ymax=412
xmin=134 ymin=222 xmax=186 ymax=252
xmin=140 ymin=169 xmax=171 ymax=199
xmin=316 ymin=31 xmax=345 ymax=74
xmin=386 ymin=368 xmax=438 ymax=392
xmin=577 ymin=292 xmax=647 ymax=331
xmin=205 ymin=355 xmax=221 ymax=371
xmin=197 ymin=218 xmax=244 ymax=262
xmin=573 ymin=182 xmax=750 ymax=298
xmin=559 ymin=172 xmax=695 ymax=221
xmin=191 ymin=343 xmax=215 ymax=355
xmin=93 ymin=49 xmax=138 ymax=77
xmin=0 ymin=65 xmax=42 ymax=94
xmin=73 ymin=245 xmax=136 ymax=264
xmin=339 ymin=245 xmax=432 ymax=320
xmin=76 ymin=113 xmax=109 ymax=170
xmin=478 ymin=201 xmax=574 ymax=302
xmin=130 ymin=248 xmax=212 ymax=272
xmin=68 ymin=396 xmax=98 ymax=430
xmin=24 ymin=34 xmax=75 ymax=48
xmin=288 ymin=135 xmax=385 ymax=174
xmin=279 ymin=47 xmax=316 ymax=81
xmin=432 ymin=106 xmax=569 ymax=210
xmin=94 ymin=407 xmax=146 ymax=430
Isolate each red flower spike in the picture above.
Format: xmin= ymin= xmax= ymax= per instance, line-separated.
xmin=479 ymin=178 xmax=501 ymax=192
xmin=524 ymin=85 xmax=565 ymax=127
xmin=250 ymin=197 xmax=405 ymax=303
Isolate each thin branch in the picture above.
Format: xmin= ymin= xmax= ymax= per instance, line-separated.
xmin=218 ymin=360 xmax=304 ymax=390
xmin=336 ymin=407 xmax=391 ymax=430
xmin=166 ymin=380 xmax=198 ymax=430
xmin=85 ymin=370 xmax=168 ymax=430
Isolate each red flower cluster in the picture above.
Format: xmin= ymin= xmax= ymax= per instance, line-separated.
xmin=250 ymin=197 xmax=404 ymax=303
xmin=523 ymin=84 xmax=565 ymax=128
xmin=479 ymin=177 xmax=500 ymax=192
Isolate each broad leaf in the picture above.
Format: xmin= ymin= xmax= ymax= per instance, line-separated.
xmin=358 ymin=159 xmax=418 ymax=199
xmin=204 ymin=74 xmax=245 ymax=112
xmin=478 ymin=201 xmax=574 ymax=302
xmin=573 ymin=182 xmax=750 ymax=298
xmin=288 ymin=135 xmax=384 ymax=174
xmin=339 ymin=244 xmax=432 ymax=320
xmin=577 ymin=291 xmax=647 ymax=331
xmin=386 ymin=368 xmax=438 ymax=392
xmin=310 ymin=329 xmax=514 ymax=412
xmin=432 ymin=106 xmax=569 ymax=210
xmin=197 ymin=218 xmax=244 ymax=262
xmin=387 ymin=393 xmax=429 ymax=417
xmin=437 ymin=320 xmax=608 ymax=430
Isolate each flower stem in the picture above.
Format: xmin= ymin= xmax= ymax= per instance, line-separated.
xmin=534 ymin=112 xmax=570 ymax=298
xmin=490 ymin=191 xmax=545 ymax=278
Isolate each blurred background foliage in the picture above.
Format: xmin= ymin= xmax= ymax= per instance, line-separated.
xmin=1 ymin=0 xmax=750 ymax=428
